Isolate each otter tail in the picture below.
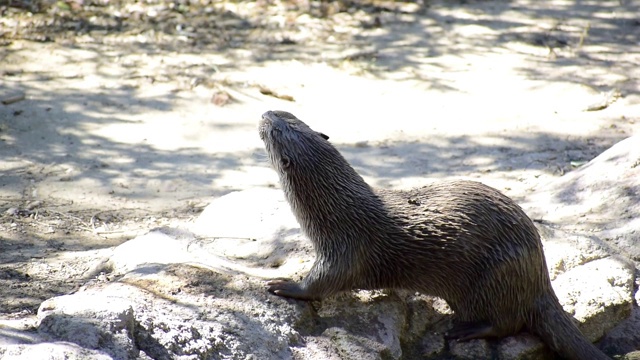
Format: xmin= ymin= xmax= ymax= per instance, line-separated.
xmin=528 ymin=294 xmax=611 ymax=360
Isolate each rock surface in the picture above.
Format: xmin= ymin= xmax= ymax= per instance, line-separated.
xmin=0 ymin=342 xmax=113 ymax=360
xmin=523 ymin=135 xmax=640 ymax=262
xmin=37 ymin=294 xmax=137 ymax=359
xmin=1 ymin=136 xmax=639 ymax=359
xmin=523 ymin=135 xmax=640 ymax=356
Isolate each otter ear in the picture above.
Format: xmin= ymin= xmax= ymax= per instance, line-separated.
xmin=280 ymin=156 xmax=291 ymax=168
xmin=318 ymin=132 xmax=329 ymax=140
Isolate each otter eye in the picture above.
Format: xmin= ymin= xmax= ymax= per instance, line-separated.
xmin=318 ymin=132 xmax=329 ymax=140
xmin=280 ymin=156 xmax=291 ymax=168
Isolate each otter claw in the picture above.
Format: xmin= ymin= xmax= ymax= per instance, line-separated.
xmin=445 ymin=322 xmax=497 ymax=341
xmin=266 ymin=279 xmax=317 ymax=301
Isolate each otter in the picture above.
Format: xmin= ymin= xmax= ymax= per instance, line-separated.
xmin=258 ymin=110 xmax=611 ymax=360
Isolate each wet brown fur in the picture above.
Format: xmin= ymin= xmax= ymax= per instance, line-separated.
xmin=259 ymin=110 xmax=610 ymax=360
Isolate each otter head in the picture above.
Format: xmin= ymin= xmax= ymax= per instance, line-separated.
xmin=259 ymin=110 xmax=371 ymax=224
xmin=259 ymin=110 xmax=383 ymax=238
xmin=259 ymin=110 xmax=332 ymax=176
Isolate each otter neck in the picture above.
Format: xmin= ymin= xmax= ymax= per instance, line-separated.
xmin=279 ymin=159 xmax=393 ymax=247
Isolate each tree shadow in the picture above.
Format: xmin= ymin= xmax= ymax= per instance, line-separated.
xmin=0 ymin=79 xmax=257 ymax=201
xmin=337 ymin=131 xmax=627 ymax=188
xmin=348 ymin=0 xmax=639 ymax=95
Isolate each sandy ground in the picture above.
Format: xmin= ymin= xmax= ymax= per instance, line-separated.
xmin=0 ymin=0 xmax=638 ymax=321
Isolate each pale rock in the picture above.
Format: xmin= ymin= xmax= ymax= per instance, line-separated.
xmin=551 ymin=257 xmax=634 ymax=339
xmin=449 ymin=338 xmax=491 ymax=359
xmin=191 ymin=188 xmax=309 ymax=276
xmin=523 ymin=135 xmax=640 ymax=261
xmin=0 ymin=342 xmax=113 ymax=360
xmin=537 ymin=228 xmax=611 ymax=279
xmin=0 ymin=316 xmax=41 ymax=346
xmin=497 ymin=334 xmax=550 ymax=360
xmin=316 ymin=291 xmax=406 ymax=359
xmin=37 ymin=294 xmax=137 ymax=360
xmin=192 ymin=187 xmax=299 ymax=241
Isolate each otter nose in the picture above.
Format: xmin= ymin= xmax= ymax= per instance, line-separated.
xmin=260 ymin=111 xmax=273 ymax=128
xmin=262 ymin=111 xmax=276 ymax=121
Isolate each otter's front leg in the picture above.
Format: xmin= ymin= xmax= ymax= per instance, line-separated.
xmin=267 ymin=279 xmax=319 ymax=301
xmin=267 ymin=258 xmax=344 ymax=301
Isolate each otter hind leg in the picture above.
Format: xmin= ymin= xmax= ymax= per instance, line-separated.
xmin=444 ymin=321 xmax=501 ymax=341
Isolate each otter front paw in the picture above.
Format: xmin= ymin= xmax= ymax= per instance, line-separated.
xmin=445 ymin=321 xmax=498 ymax=341
xmin=267 ymin=279 xmax=319 ymax=301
